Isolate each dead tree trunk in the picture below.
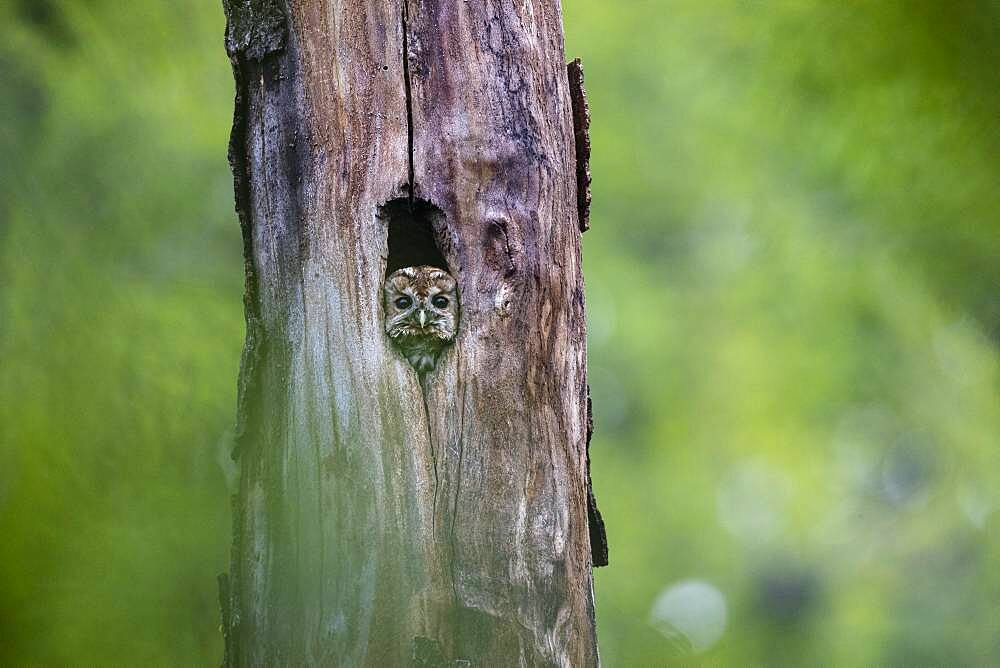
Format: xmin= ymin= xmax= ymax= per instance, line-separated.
xmin=219 ymin=1 xmax=604 ymax=665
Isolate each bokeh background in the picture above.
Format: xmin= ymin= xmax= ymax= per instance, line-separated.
xmin=2 ymin=1 xmax=998 ymax=664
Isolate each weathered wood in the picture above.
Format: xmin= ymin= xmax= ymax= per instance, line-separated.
xmin=407 ymin=2 xmax=598 ymax=663
xmin=221 ymin=0 xmax=599 ymax=665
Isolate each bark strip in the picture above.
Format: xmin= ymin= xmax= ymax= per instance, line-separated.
xmin=567 ymin=58 xmax=592 ymax=233
xmin=586 ymin=390 xmax=608 ymax=567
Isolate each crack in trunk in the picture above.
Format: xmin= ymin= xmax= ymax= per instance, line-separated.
xmin=419 ymin=373 xmax=441 ymax=539
xmin=401 ymin=2 xmax=468 ymax=637
xmin=401 ymin=0 xmax=415 ymax=207
xmin=401 ymin=0 xmax=461 ymax=628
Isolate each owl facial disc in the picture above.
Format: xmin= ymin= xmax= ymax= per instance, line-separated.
xmin=383 ymin=265 xmax=459 ymax=373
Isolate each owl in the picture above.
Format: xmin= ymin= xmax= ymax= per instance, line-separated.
xmin=383 ymin=265 xmax=459 ymax=373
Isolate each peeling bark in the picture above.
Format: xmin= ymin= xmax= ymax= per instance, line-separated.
xmin=567 ymin=59 xmax=592 ymax=233
xmin=585 ymin=389 xmax=608 ymax=568
xmin=220 ymin=1 xmax=600 ymax=665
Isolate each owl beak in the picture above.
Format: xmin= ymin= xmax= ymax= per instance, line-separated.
xmin=418 ymin=309 xmax=427 ymax=328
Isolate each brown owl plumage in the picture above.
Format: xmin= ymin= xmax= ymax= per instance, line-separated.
xmin=383 ymin=265 xmax=459 ymax=373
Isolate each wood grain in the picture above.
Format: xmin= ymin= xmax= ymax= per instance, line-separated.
xmin=407 ymin=0 xmax=597 ymax=664
xmin=221 ymin=0 xmax=597 ymax=664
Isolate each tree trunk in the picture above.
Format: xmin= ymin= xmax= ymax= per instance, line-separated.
xmin=219 ymin=1 xmax=602 ymax=665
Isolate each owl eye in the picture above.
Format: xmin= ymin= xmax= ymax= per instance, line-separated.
xmin=431 ymin=295 xmax=449 ymax=309
xmin=394 ymin=296 xmax=412 ymax=309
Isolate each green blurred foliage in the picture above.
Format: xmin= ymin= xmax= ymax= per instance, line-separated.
xmin=1 ymin=1 xmax=998 ymax=664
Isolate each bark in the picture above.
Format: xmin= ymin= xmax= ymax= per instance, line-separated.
xmin=220 ymin=0 xmax=602 ymax=665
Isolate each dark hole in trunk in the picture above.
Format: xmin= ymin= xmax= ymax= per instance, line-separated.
xmin=382 ymin=197 xmax=449 ymax=277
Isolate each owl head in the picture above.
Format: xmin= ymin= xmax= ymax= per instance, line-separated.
xmin=383 ymin=265 xmax=459 ymax=342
